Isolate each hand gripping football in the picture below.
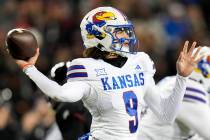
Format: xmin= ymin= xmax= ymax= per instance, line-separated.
xmin=5 ymin=28 xmax=38 ymax=60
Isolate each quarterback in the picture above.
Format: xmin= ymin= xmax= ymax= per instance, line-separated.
xmin=14 ymin=7 xmax=202 ymax=140
xmin=139 ymin=47 xmax=210 ymax=140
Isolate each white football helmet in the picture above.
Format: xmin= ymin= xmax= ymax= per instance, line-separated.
xmin=190 ymin=46 xmax=210 ymax=93
xmin=80 ymin=7 xmax=137 ymax=56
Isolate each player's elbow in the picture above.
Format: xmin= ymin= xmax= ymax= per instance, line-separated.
xmin=161 ymin=115 xmax=175 ymax=124
xmin=59 ymin=88 xmax=84 ymax=102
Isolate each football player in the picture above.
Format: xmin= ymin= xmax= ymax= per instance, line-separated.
xmin=138 ymin=47 xmax=210 ymax=140
xmin=13 ymin=7 xmax=202 ymax=140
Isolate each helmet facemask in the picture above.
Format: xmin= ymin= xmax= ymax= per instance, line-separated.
xmin=104 ymin=23 xmax=138 ymax=55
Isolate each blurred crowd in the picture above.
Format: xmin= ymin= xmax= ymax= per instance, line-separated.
xmin=0 ymin=0 xmax=210 ymax=140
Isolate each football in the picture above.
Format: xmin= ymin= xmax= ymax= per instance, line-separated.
xmin=5 ymin=28 xmax=38 ymax=60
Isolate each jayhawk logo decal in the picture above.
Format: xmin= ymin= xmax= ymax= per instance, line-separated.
xmin=86 ymin=11 xmax=116 ymax=40
xmin=93 ymin=11 xmax=116 ymax=27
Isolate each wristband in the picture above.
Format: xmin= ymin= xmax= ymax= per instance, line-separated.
xmin=21 ymin=63 xmax=32 ymax=69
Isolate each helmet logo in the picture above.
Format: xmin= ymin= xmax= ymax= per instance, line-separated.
xmin=86 ymin=22 xmax=106 ymax=40
xmin=93 ymin=11 xmax=116 ymax=27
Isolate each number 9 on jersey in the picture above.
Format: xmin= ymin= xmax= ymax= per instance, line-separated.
xmin=123 ymin=91 xmax=138 ymax=133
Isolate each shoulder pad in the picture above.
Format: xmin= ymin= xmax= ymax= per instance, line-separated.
xmin=137 ymin=52 xmax=156 ymax=75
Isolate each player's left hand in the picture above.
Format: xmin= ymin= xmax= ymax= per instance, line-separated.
xmin=176 ymin=41 xmax=203 ymax=77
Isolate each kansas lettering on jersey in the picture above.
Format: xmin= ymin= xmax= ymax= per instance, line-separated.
xmin=101 ymin=73 xmax=144 ymax=91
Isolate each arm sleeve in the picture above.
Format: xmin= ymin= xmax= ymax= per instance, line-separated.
xmin=24 ymin=66 xmax=91 ymax=102
xmin=144 ymin=74 xmax=187 ymax=123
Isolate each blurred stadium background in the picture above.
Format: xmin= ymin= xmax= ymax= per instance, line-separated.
xmin=0 ymin=0 xmax=210 ymax=140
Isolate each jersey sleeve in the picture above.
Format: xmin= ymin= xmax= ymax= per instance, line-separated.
xmin=24 ymin=65 xmax=91 ymax=102
xmin=66 ymin=59 xmax=89 ymax=82
xmin=184 ymin=80 xmax=208 ymax=104
xmin=144 ymin=74 xmax=187 ymax=123
xmin=157 ymin=76 xmax=177 ymax=95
